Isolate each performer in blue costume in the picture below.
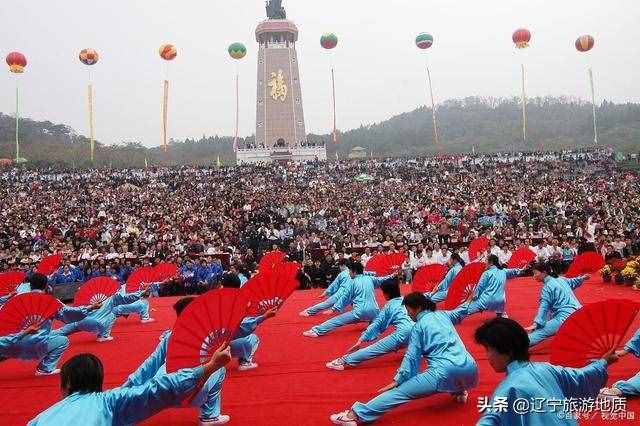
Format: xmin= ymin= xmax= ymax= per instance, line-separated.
xmin=113 ymin=297 xmax=154 ymax=323
xmin=28 ymin=348 xmax=231 ymax=425
xmin=219 ymin=273 xmax=278 ymax=370
xmin=0 ymin=273 xmax=91 ymax=375
xmin=525 ymin=264 xmax=589 ymax=347
xmin=300 ymin=259 xmax=350 ymax=317
xmin=326 ymin=279 xmax=413 ymax=370
xmin=600 ymin=327 xmax=640 ymax=398
xmin=330 ymin=292 xmax=476 ymax=425
xmin=303 ymin=262 xmax=395 ymax=338
xmin=122 ymin=297 xmax=230 ymax=425
xmin=425 ymin=253 xmax=464 ymax=303
xmin=467 ymin=255 xmax=525 ymax=318
xmin=53 ymin=287 xmax=151 ymax=342
xmin=474 ymin=317 xmax=617 ymax=425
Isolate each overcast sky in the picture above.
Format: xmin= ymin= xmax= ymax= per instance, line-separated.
xmin=1 ymin=0 xmax=639 ymax=147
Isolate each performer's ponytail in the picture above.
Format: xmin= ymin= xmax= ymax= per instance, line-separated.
xmin=532 ymin=263 xmax=559 ymax=278
xmin=487 ymin=254 xmax=503 ymax=270
xmin=451 ymin=252 xmax=465 ymax=267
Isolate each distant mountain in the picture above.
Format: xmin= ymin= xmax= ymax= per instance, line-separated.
xmin=1 ymin=96 xmax=639 ymax=167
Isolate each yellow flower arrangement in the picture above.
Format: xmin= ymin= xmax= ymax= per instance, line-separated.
xmin=600 ymin=265 xmax=612 ymax=275
xmin=621 ymin=267 xmax=638 ymax=279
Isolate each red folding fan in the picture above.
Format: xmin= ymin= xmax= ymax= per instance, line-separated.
xmin=469 ymin=237 xmax=489 ymax=261
xmin=564 ymin=251 xmax=605 ymax=278
xmin=74 ymin=277 xmax=120 ymax=306
xmin=411 ymin=264 xmax=448 ymax=293
xmin=166 ymin=288 xmax=250 ymax=373
xmin=125 ymin=266 xmax=157 ymax=293
xmin=0 ymin=292 xmax=63 ymax=335
xmin=507 ymin=247 xmax=537 ymax=269
xmin=35 ymin=253 xmax=63 ymax=276
xmin=153 ymin=262 xmax=179 ymax=282
xmin=550 ymin=299 xmax=640 ymax=368
xmin=365 ymin=252 xmax=407 ymax=276
xmin=241 ymin=261 xmax=301 ymax=315
xmin=0 ymin=271 xmax=27 ymax=296
xmin=258 ymin=250 xmax=286 ymax=272
xmin=441 ymin=262 xmax=486 ymax=310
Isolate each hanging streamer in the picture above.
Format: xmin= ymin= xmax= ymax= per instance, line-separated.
xmin=228 ymin=43 xmax=247 ymax=153
xmin=159 ymin=44 xmax=177 ymax=153
xmin=331 ymin=67 xmax=337 ymax=144
xmin=426 ymin=66 xmax=439 ymax=146
xmin=575 ymin=35 xmax=596 ymax=145
xmin=15 ymin=85 xmax=20 ymax=162
xmin=88 ymin=83 xmax=95 ymax=162
xmin=512 ymin=28 xmax=531 ymax=146
xmin=162 ymin=79 xmax=169 ymax=152
xmin=79 ymin=49 xmax=99 ymax=162
xmin=321 ymin=33 xmax=339 ymax=145
xmin=6 ymin=52 xmax=27 ymax=162
xmin=415 ymin=33 xmax=438 ymax=147
xmin=521 ymin=64 xmax=527 ymax=144
xmin=234 ymin=72 xmax=239 ymax=152
xmin=589 ymin=67 xmax=598 ymax=145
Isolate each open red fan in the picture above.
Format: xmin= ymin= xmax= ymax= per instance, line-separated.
xmin=258 ymin=250 xmax=286 ymax=272
xmin=35 ymin=254 xmax=63 ymax=276
xmin=0 ymin=271 xmax=27 ymax=296
xmin=441 ymin=262 xmax=486 ymax=310
xmin=365 ymin=252 xmax=407 ymax=276
xmin=507 ymin=247 xmax=537 ymax=269
xmin=411 ymin=264 xmax=448 ymax=293
xmin=0 ymin=292 xmax=63 ymax=335
xmin=469 ymin=237 xmax=489 ymax=261
xmin=125 ymin=266 xmax=157 ymax=293
xmin=74 ymin=277 xmax=120 ymax=306
xmin=550 ymin=299 xmax=640 ymax=368
xmin=241 ymin=261 xmax=301 ymax=315
xmin=153 ymin=262 xmax=179 ymax=282
xmin=564 ymin=251 xmax=605 ymax=278
xmin=166 ymin=288 xmax=250 ymax=372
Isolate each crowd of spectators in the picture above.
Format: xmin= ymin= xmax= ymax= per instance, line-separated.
xmin=1 ymin=148 xmax=639 ymax=293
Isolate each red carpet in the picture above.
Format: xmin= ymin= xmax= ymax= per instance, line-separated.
xmin=2 ymin=277 xmax=640 ymax=425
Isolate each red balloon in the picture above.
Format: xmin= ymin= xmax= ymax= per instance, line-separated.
xmin=575 ymin=35 xmax=595 ymax=52
xmin=512 ymin=28 xmax=531 ymax=48
xmin=6 ymin=52 xmax=27 ymax=73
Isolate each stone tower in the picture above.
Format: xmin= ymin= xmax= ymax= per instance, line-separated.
xmin=237 ymin=1 xmax=326 ymax=164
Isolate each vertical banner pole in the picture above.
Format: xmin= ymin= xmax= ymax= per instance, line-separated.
xmin=426 ymin=64 xmax=439 ymax=146
xmin=589 ymin=67 xmax=598 ymax=145
xmin=15 ymin=83 xmax=20 ymax=162
xmin=521 ymin=63 xmax=527 ymax=145
xmin=331 ymin=67 xmax=337 ymax=144
xmin=162 ymin=80 xmax=169 ymax=152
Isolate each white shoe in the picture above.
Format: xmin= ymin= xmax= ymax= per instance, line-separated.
xmin=497 ymin=312 xmax=509 ymax=319
xmin=141 ymin=318 xmax=156 ymax=323
xmin=299 ymin=310 xmax=310 ymax=317
xmin=599 ymin=387 xmax=623 ymax=399
xmin=330 ymin=411 xmax=357 ymax=426
xmin=453 ymin=390 xmax=468 ymax=403
xmin=199 ymin=415 xmax=230 ymax=425
xmin=326 ymin=358 xmax=345 ymax=371
xmin=97 ymin=336 xmax=114 ymax=342
xmin=303 ymin=329 xmax=319 ymax=338
xmin=238 ymin=361 xmax=258 ymax=371
xmin=35 ymin=368 xmax=60 ymax=376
